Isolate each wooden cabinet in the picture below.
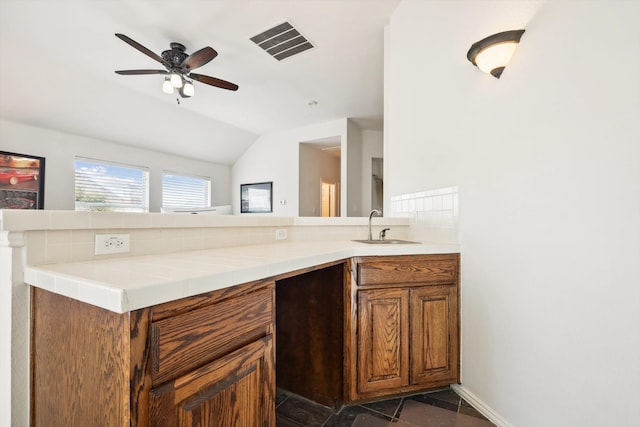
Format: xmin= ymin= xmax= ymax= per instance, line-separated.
xmin=346 ymin=254 xmax=459 ymax=401
xmin=356 ymin=287 xmax=410 ymax=393
xmin=149 ymin=336 xmax=273 ymax=427
xmin=30 ymin=252 xmax=460 ymax=423
xmin=410 ymin=284 xmax=458 ymax=386
xmin=31 ymin=279 xmax=275 ymax=427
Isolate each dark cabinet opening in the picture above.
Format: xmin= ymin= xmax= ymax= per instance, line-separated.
xmin=275 ymin=262 xmax=345 ymax=408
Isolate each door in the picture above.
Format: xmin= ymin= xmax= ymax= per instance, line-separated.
xmin=357 ymin=288 xmax=410 ymax=393
xmin=149 ymin=336 xmax=275 ymax=427
xmin=321 ymin=180 xmax=339 ymax=217
xmin=410 ymin=285 xmax=459 ymax=386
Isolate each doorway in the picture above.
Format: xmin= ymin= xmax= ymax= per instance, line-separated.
xmin=321 ymin=181 xmax=339 ymax=217
xmin=298 ymin=139 xmax=341 ymax=216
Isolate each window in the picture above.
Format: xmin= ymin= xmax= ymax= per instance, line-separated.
xmin=75 ymin=158 xmax=149 ymax=212
xmin=162 ymin=171 xmax=211 ymax=209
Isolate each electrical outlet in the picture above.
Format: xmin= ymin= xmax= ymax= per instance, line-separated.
xmin=95 ymin=233 xmax=130 ymax=255
xmin=275 ymin=229 xmax=287 ymax=240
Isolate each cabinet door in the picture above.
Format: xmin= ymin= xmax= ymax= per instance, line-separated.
xmin=357 ymin=288 xmax=410 ymax=393
xmin=149 ymin=336 xmax=275 ymax=427
xmin=410 ymin=285 xmax=459 ymax=386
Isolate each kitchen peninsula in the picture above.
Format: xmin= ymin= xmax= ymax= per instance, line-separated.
xmin=0 ymin=210 xmax=460 ymax=426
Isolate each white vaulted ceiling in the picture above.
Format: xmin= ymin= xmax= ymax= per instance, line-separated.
xmin=0 ymin=0 xmax=400 ymax=165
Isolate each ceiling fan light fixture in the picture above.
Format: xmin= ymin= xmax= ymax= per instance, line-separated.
xmin=114 ymin=34 xmax=239 ymax=98
xmin=162 ymin=77 xmax=174 ymax=94
xmin=467 ymin=29 xmax=525 ymax=78
xmin=170 ymin=73 xmax=183 ymax=88
xmin=182 ymin=81 xmax=195 ymax=97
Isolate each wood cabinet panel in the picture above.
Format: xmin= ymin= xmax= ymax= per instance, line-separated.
xmin=347 ymin=254 xmax=460 ymax=402
xmin=130 ymin=308 xmax=153 ymax=427
xmin=149 ymin=336 xmax=274 ymax=427
xmin=410 ymin=285 xmax=459 ymax=386
xmin=31 ymin=288 xmax=131 ymax=427
xmin=151 ymin=278 xmax=274 ymax=322
xmin=31 ymin=281 xmax=276 ymax=427
xmin=357 ymin=287 xmax=410 ymax=393
xmin=150 ymin=287 xmax=273 ymax=384
xmin=357 ymin=255 xmax=457 ymax=286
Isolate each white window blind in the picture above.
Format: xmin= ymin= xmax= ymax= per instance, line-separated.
xmin=75 ymin=158 xmax=149 ymax=212
xmin=162 ymin=171 xmax=211 ymax=209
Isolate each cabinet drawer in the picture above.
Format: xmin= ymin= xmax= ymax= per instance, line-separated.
xmin=150 ymin=287 xmax=273 ymax=384
xmin=357 ymin=255 xmax=458 ymax=286
xmin=149 ymin=336 xmax=274 ymax=427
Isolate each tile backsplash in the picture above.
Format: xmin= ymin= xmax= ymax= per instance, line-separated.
xmin=19 ymin=217 xmax=411 ymax=266
xmin=391 ymin=186 xmax=459 ymax=243
xmin=1 ymin=210 xmax=413 ymax=266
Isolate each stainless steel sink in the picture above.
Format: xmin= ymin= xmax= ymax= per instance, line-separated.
xmin=352 ymin=239 xmax=420 ymax=244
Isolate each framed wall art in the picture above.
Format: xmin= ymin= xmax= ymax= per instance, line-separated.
xmin=241 ymin=181 xmax=272 ymax=213
xmin=0 ymin=151 xmax=45 ymax=209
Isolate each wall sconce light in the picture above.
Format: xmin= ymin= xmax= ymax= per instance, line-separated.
xmin=467 ymin=29 xmax=525 ymax=78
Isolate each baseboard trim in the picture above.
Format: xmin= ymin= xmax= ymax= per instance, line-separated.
xmin=451 ymin=384 xmax=514 ymax=427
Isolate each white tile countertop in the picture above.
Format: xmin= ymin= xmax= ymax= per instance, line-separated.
xmin=24 ymin=240 xmax=459 ymax=313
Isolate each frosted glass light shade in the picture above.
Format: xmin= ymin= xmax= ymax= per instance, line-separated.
xmin=162 ymin=78 xmax=174 ymax=94
xmin=475 ymin=42 xmax=518 ymax=74
xmin=170 ymin=73 xmax=183 ymax=88
xmin=182 ymin=81 xmax=195 ymax=97
xmin=467 ymin=30 xmax=525 ymax=78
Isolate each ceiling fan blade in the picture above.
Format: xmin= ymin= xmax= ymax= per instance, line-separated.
xmin=115 ymin=69 xmax=168 ymax=75
xmin=189 ymin=73 xmax=239 ymax=91
xmin=115 ymin=33 xmax=166 ymax=66
xmin=181 ymin=47 xmax=218 ymax=70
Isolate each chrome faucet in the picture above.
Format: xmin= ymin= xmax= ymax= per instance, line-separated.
xmin=379 ymin=228 xmax=390 ymax=241
xmin=368 ymin=209 xmax=382 ymax=241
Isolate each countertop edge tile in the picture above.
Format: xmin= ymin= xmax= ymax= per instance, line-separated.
xmin=24 ymin=240 xmax=460 ymax=313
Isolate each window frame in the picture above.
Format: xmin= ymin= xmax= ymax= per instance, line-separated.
xmin=74 ymin=157 xmax=150 ymax=212
xmin=162 ymin=170 xmax=211 ymax=210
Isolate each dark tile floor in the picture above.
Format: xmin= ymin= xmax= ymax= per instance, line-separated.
xmin=276 ymin=387 xmax=496 ymax=427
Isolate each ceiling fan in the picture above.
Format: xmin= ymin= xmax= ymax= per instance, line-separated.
xmin=114 ymin=33 xmax=239 ymax=98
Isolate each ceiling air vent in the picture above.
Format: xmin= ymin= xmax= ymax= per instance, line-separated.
xmin=250 ymin=21 xmax=314 ymax=61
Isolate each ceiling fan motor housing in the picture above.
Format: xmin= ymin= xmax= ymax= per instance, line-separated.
xmin=162 ymin=43 xmax=188 ymax=69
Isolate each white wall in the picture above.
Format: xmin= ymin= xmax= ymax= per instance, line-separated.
xmin=232 ymin=118 xmax=380 ymax=217
xmin=346 ymin=119 xmax=363 ymax=216
xmin=361 ymin=129 xmax=383 ymax=213
xmin=0 ymin=120 xmax=232 ymax=211
xmin=232 ymin=118 xmax=348 ymax=216
xmin=298 ymin=144 xmax=341 ymax=216
xmin=387 ymin=1 xmax=640 ymax=426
